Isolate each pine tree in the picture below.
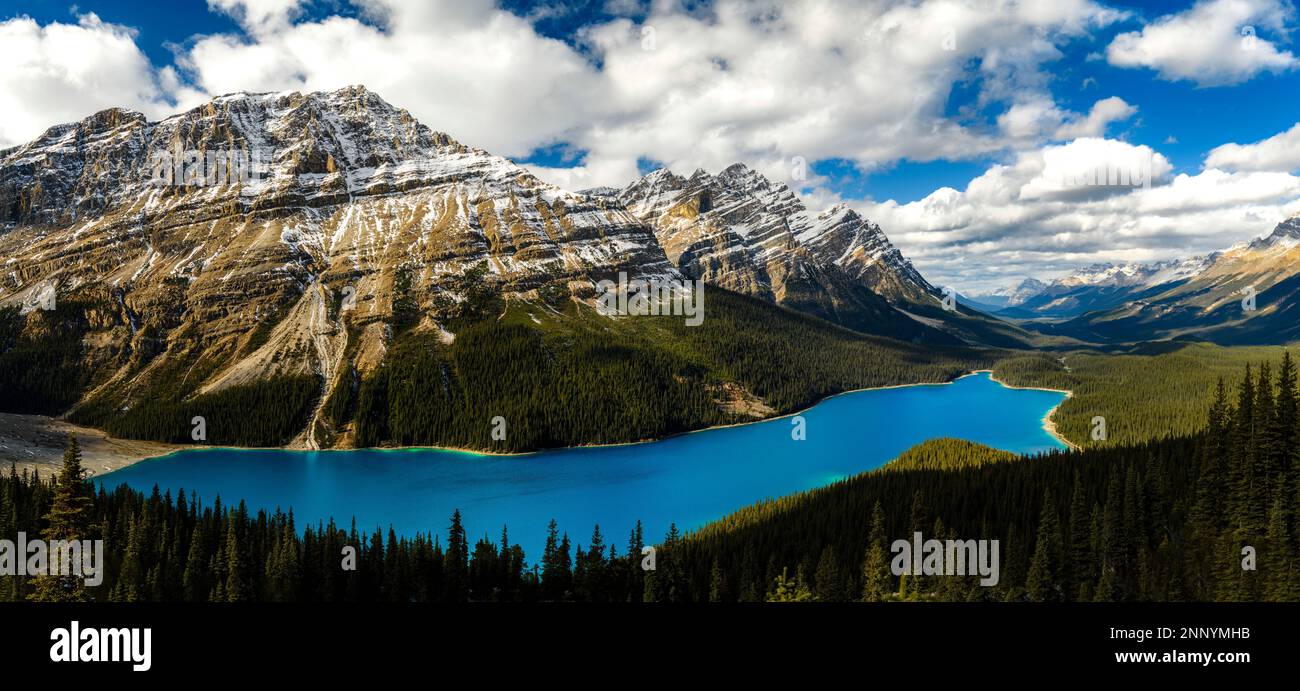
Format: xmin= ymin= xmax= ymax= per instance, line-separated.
xmin=1264 ymin=478 xmax=1294 ymax=601
xmin=558 ymin=532 xmax=573 ymax=598
xmin=1123 ymin=466 xmax=1149 ymax=598
xmin=766 ymin=567 xmax=813 ymax=602
xmin=541 ymin=518 xmax=563 ymax=601
xmin=908 ymin=490 xmax=928 ymax=596
xmin=1229 ymin=365 xmax=1256 ymax=537
xmin=224 ymin=519 xmax=246 ymax=602
xmin=583 ymin=524 xmax=606 ymax=602
xmin=1026 ymin=489 xmax=1063 ymax=602
xmin=443 ymin=510 xmax=468 ymax=602
xmin=497 ymin=525 xmax=517 ymax=602
xmin=540 ymin=523 xmax=574 ymax=601
xmin=651 ymin=523 xmax=686 ymax=603
xmin=1273 ymin=352 xmax=1297 ymax=466
xmin=1254 ymin=362 xmax=1278 ymax=529
xmin=1195 ymin=382 xmax=1230 ymax=530
xmin=1096 ymin=469 xmax=1124 ymax=601
xmin=29 ymin=435 xmax=95 ymax=602
xmin=999 ymin=522 xmax=1028 ymax=602
xmin=116 ymin=518 xmax=145 ymax=602
xmin=813 ymin=545 xmax=843 ymax=601
xmin=271 ymin=521 xmax=300 ymax=602
xmin=708 ymin=559 xmax=726 ymax=602
xmin=861 ymin=500 xmax=890 ymax=602
xmin=1066 ymin=473 xmax=1093 ymax=601
xmin=0 ymin=469 xmax=19 ymax=601
xmin=626 ymin=520 xmax=645 ymax=602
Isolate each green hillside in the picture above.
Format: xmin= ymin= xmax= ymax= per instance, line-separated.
xmin=0 ymin=286 xmax=993 ymax=451
xmin=995 ymin=342 xmax=1296 ymax=448
xmin=662 ymin=355 xmax=1300 ymax=602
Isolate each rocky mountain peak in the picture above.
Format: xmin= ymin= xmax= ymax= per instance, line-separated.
xmin=984 ymin=276 xmax=1047 ymax=299
xmin=1 ymin=84 xmax=486 ymax=229
xmin=715 ymin=161 xmax=767 ymax=188
xmin=1258 ymin=214 xmax=1300 ymax=246
xmin=619 ymin=163 xmax=936 ymax=313
xmin=816 ymin=203 xmax=859 ymax=223
xmin=0 ymin=86 xmax=680 ymax=448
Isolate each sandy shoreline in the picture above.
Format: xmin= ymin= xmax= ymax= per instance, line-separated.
xmin=981 ymin=370 xmax=1079 ymax=451
xmin=1 ymin=369 xmax=1078 ymax=473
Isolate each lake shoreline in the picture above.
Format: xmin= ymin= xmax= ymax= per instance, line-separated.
xmin=97 ymin=372 xmax=1072 ymax=559
xmin=52 ymin=369 xmax=1075 ymax=475
xmin=0 ymin=412 xmax=182 ymax=479
xmin=95 ymin=376 xmax=968 ymax=468
xmin=981 ymin=370 xmax=1080 ymax=452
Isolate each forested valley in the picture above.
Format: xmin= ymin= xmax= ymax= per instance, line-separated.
xmin=1 ymin=286 xmax=990 ymax=452
xmin=6 ymin=354 xmax=1298 ymax=602
xmin=994 ymin=342 xmax=1293 ymax=449
xmin=347 ymin=287 xmax=991 ymax=452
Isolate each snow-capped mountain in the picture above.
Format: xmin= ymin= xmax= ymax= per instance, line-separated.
xmin=0 ymin=86 xmax=1044 ymax=454
xmin=1028 ymin=215 xmax=1300 ymax=344
xmin=617 ymin=164 xmax=1028 ymax=345
xmin=995 ymin=255 xmax=1217 ymax=319
xmin=1248 ymin=214 xmax=1300 ymax=251
xmin=969 ymin=278 xmax=1048 ymax=309
xmin=0 ymin=86 xmax=675 ymax=446
xmin=1053 ymin=257 xmax=1216 ymax=290
xmin=619 ymin=164 xmax=935 ymax=303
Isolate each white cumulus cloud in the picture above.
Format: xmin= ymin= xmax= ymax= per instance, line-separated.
xmin=0 ymin=13 xmax=171 ymax=148
xmin=175 ymin=0 xmax=602 ymax=158
xmin=208 ymin=0 xmax=305 ymax=35
xmin=1206 ymin=121 xmax=1300 ymax=172
xmin=1106 ymin=0 xmax=1298 ymax=86
xmin=862 ymin=138 xmax=1300 ymax=292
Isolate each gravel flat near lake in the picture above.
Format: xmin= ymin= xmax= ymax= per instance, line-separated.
xmin=0 ymin=413 xmax=178 ymax=479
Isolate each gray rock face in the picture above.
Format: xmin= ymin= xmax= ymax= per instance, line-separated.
xmin=617 ymin=163 xmax=948 ymax=340
xmin=0 ymin=86 xmax=677 ymax=446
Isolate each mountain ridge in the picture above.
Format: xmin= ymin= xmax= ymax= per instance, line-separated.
xmin=1017 ymin=214 xmax=1300 ymax=344
xmin=0 ymin=85 xmax=681 ymax=448
xmin=617 ymin=162 xmax=1032 ymax=347
xmin=0 ymin=85 xmax=1001 ymax=453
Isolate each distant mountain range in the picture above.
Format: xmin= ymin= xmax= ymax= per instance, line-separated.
xmin=970 ymin=217 xmax=1300 ymax=344
xmin=964 ymin=278 xmax=1047 ymax=311
xmin=970 ymin=257 xmax=1216 ymax=319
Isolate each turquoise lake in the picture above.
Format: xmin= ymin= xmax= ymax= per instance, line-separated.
xmin=98 ymin=371 xmax=1067 ymax=557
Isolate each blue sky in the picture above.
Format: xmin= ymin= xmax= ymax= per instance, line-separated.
xmin=3 ymin=0 xmax=1299 ymax=289
xmin=7 ymin=0 xmax=1296 ymax=199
